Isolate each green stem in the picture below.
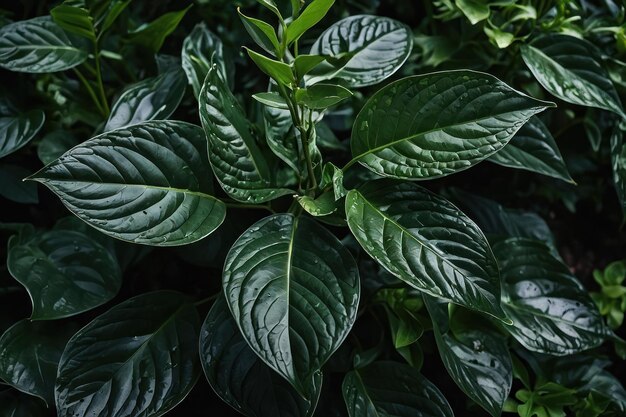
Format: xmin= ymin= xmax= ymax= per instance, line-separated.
xmin=73 ymin=68 xmax=106 ymax=117
xmin=93 ymin=39 xmax=110 ymax=116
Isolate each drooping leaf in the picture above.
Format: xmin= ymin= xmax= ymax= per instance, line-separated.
xmin=28 ymin=120 xmax=226 ymax=246
xmin=0 ymin=17 xmax=88 ymax=73
xmin=611 ymin=125 xmax=626 ymax=216
xmin=223 ymin=214 xmax=360 ymax=393
xmin=126 ymin=5 xmax=191 ymax=52
xmin=55 ymin=291 xmax=201 ymax=417
xmin=345 ymin=180 xmax=506 ymax=320
xmin=0 ymin=390 xmax=47 ymax=417
xmin=349 ymin=71 xmax=552 ymax=180
xmin=50 ymin=3 xmax=96 ymax=41
xmin=493 ymin=237 xmax=608 ymax=355
xmin=0 ymin=110 xmax=45 ymax=159
xmin=200 ymin=67 xmax=292 ymax=203
xmin=0 ymin=165 xmax=38 ymax=204
xmin=320 ymin=162 xmax=346 ymax=200
xmin=309 ymin=15 xmax=413 ymax=87
xmin=490 ymin=116 xmax=574 ymax=183
xmin=238 ymin=8 xmax=280 ymax=55
xmin=200 ymin=296 xmax=322 ymax=417
xmin=104 ymin=69 xmax=186 ymax=131
xmin=297 ymin=191 xmax=338 ymax=217
xmin=0 ymin=319 xmax=76 ymax=405
xmin=37 ymin=130 xmax=80 ymax=165
xmin=342 ymin=361 xmax=453 ymax=417
xmin=264 ymin=87 xmax=300 ymax=173
xmin=521 ymin=34 xmax=625 ymax=118
xmin=7 ymin=228 xmax=121 ymax=320
xmin=286 ymin=0 xmax=334 ymax=45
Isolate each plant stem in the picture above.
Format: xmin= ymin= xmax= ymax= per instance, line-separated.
xmin=93 ymin=39 xmax=110 ymax=117
xmin=73 ymin=68 xmax=106 ymax=117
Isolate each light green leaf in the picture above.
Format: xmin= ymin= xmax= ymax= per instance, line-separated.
xmin=253 ymin=92 xmax=289 ymax=109
xmin=50 ymin=3 xmax=96 ymax=41
xmin=245 ymin=47 xmax=294 ymax=87
xmin=457 ymin=0 xmax=490 ymax=24
xmin=256 ymin=0 xmax=282 ymax=18
xmin=0 ymin=165 xmax=38 ymax=204
xmin=28 ymin=120 xmax=226 ymax=246
xmin=345 ymin=180 xmax=506 ymax=320
xmin=0 ymin=110 xmax=45 ymax=159
xmin=286 ymin=0 xmax=335 ymax=45
xmin=238 ymin=8 xmax=280 ymax=55
xmin=349 ymin=71 xmax=552 ymax=180
xmin=55 ymin=291 xmax=201 ymax=417
xmin=295 ymin=84 xmax=352 ymax=110
xmin=127 ymin=5 xmax=191 ymax=52
xmin=293 ymin=54 xmax=326 ymax=79
xmin=223 ymin=214 xmax=360 ymax=394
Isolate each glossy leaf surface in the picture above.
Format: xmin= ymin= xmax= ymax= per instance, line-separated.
xmin=286 ymin=0 xmax=334 ymax=45
xmin=0 ymin=110 xmax=45 ymax=159
xmin=28 ymin=120 xmax=226 ymax=246
xmin=50 ymin=4 xmax=96 ymax=41
xmin=350 ymin=71 xmax=552 ymax=180
xmin=223 ymin=214 xmax=360 ymax=393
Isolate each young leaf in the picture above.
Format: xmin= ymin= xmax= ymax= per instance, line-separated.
xmin=342 ymin=361 xmax=453 ymax=417
xmin=0 ymin=165 xmax=38 ymax=204
xmin=50 ymin=3 xmax=96 ymax=41
xmin=200 ymin=296 xmax=322 ymax=417
xmin=0 ymin=110 xmax=45 ymax=159
xmin=349 ymin=71 xmax=552 ymax=180
xmin=245 ymin=47 xmax=294 ymax=87
xmin=345 ymin=180 xmax=507 ymax=321
xmin=297 ymin=191 xmax=338 ymax=216
xmin=490 ymin=116 xmax=574 ymax=183
xmin=7 ymin=229 xmax=121 ymax=320
xmin=104 ymin=69 xmax=187 ymax=131
xmin=0 ymin=17 xmax=88 ymax=73
xmin=55 ymin=291 xmax=201 ymax=417
xmin=295 ymin=84 xmax=352 ymax=109
xmin=521 ymin=34 xmax=626 ymax=119
xmin=28 ymin=120 xmax=226 ymax=246
xmin=293 ymin=54 xmax=326 ymax=79
xmin=199 ymin=68 xmax=293 ymax=203
xmin=309 ymin=15 xmax=412 ymax=87
xmin=286 ymin=0 xmax=335 ymax=45
xmin=256 ymin=0 xmax=282 ymax=18
xmin=99 ymin=0 xmax=131 ymax=33
xmin=320 ymin=162 xmax=346 ymax=200
xmin=457 ymin=0 xmax=490 ymax=24
xmin=223 ymin=214 xmax=360 ymax=394
xmin=126 ymin=5 xmax=191 ymax=52
xmin=238 ymin=8 xmax=280 ymax=55
xmin=494 ymin=237 xmax=608 ymax=355
xmin=253 ymin=92 xmax=290 ymax=109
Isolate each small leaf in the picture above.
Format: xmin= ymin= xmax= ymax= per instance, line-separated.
xmin=297 ymin=191 xmax=338 ymax=216
xmin=55 ymin=291 xmax=201 ymax=417
xmin=253 ymin=92 xmax=289 ymax=109
xmin=200 ymin=296 xmax=322 ymax=417
xmin=320 ymin=162 xmax=346 ymax=200
xmin=127 ymin=5 xmax=191 ymax=52
xmin=295 ymin=84 xmax=352 ymax=110
xmin=0 ymin=165 xmax=38 ymax=204
xmin=104 ymin=69 xmax=187 ymax=131
xmin=0 ymin=110 xmax=45 ymax=159
xmin=245 ymin=47 xmax=294 ymax=87
xmin=223 ymin=214 xmax=360 ymax=393
xmin=238 ymin=8 xmax=280 ymax=55
xmin=349 ymin=71 xmax=552 ymax=180
xmin=256 ymin=0 xmax=282 ymax=18
xmin=0 ymin=17 xmax=88 ymax=73
xmin=611 ymin=125 xmax=626 ymax=216
xmin=286 ymin=0 xmax=335 ymax=45
xmin=99 ymin=0 xmax=131 ymax=33
xmin=293 ymin=54 xmax=326 ymax=79
xmin=7 ymin=229 xmax=122 ymax=320
xmin=28 ymin=120 xmax=226 ymax=246
xmin=457 ymin=0 xmax=490 ymax=24
xmin=342 ymin=361 xmax=453 ymax=417
xmin=50 ymin=3 xmax=96 ymax=41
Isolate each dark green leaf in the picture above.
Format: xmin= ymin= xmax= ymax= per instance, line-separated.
xmin=99 ymin=0 xmax=131 ymax=33
xmin=320 ymin=162 xmax=346 ymax=200
xmin=346 ymin=180 xmax=506 ymax=320
xmin=0 ymin=165 xmax=38 ymax=204
xmin=200 ymin=296 xmax=322 ymax=417
xmin=50 ymin=4 xmax=96 ymax=41
xmin=37 ymin=130 xmax=80 ymax=165
xmin=7 ymin=229 xmax=121 ymax=319
xmin=0 ymin=390 xmax=47 ymax=417
xmin=245 ymin=47 xmax=294 ymax=87
xmin=295 ymin=84 xmax=352 ymax=110
xmin=264 ymin=88 xmax=300 ymax=173
xmin=0 ymin=17 xmax=88 ymax=73
xmin=297 ymin=191 xmax=338 ymax=216
xmin=238 ymin=8 xmax=280 ymax=55
xmin=127 ymin=5 xmax=191 ymax=52
xmin=611 ymin=125 xmax=626 ymax=216
xmin=286 ymin=0 xmax=334 ymax=45
xmin=293 ymin=54 xmax=326 ymax=79
xmin=223 ymin=214 xmax=360 ymax=393
xmin=349 ymin=71 xmax=552 ymax=180
xmin=28 ymin=120 xmax=226 ymax=246
xmin=342 ymin=361 xmax=453 ymax=417
xmin=0 ymin=110 xmax=45 ymax=159
xmin=55 ymin=291 xmax=201 ymax=417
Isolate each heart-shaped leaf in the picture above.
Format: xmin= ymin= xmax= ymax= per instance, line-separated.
xmin=104 ymin=69 xmax=186 ymax=131
xmin=55 ymin=291 xmax=201 ymax=417
xmin=309 ymin=15 xmax=413 ymax=87
xmin=348 ymin=71 xmax=552 ymax=180
xmin=28 ymin=120 xmax=226 ymax=246
xmin=345 ymin=180 xmax=506 ymax=320
xmin=0 ymin=17 xmax=88 ymax=73
xmin=223 ymin=214 xmax=360 ymax=393
xmin=0 ymin=110 xmax=45 ymax=159
xmin=200 ymin=296 xmax=322 ymax=417
xmin=493 ymin=237 xmax=608 ymax=355
xmin=7 ymin=229 xmax=121 ymax=320
xmin=342 ymin=361 xmax=453 ymax=417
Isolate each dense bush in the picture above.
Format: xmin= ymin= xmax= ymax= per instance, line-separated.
xmin=0 ymin=1 xmax=625 ymax=416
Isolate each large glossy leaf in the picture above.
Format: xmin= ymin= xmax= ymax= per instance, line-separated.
xmin=200 ymin=67 xmax=292 ymax=203
xmin=7 ymin=229 xmax=121 ymax=320
xmin=425 ymin=298 xmax=512 ymax=417
xmin=309 ymin=15 xmax=413 ymax=87
xmin=0 ymin=17 xmax=88 ymax=73
xmin=349 ymin=71 xmax=552 ymax=180
xmin=0 ymin=110 xmax=45 ymax=159
xmin=342 ymin=361 xmax=453 ymax=417
xmin=181 ymin=23 xmax=230 ymax=98
xmin=521 ymin=34 xmax=625 ymax=118
xmin=200 ymin=296 xmax=322 ymax=417
xmin=345 ymin=180 xmax=506 ymax=320
xmin=490 ymin=116 xmax=573 ymax=183
xmin=28 ymin=120 xmax=226 ymax=246
xmin=104 ymin=69 xmax=186 ymax=131
xmin=611 ymin=125 xmax=626 ymax=215
xmin=0 ymin=390 xmax=47 ymax=417
xmin=493 ymin=238 xmax=608 ymax=355
xmin=55 ymin=291 xmax=201 ymax=417
xmin=0 ymin=319 xmax=76 ymax=405
xmin=223 ymin=214 xmax=360 ymax=393
xmin=0 ymin=165 xmax=38 ymax=204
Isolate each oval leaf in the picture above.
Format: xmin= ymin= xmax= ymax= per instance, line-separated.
xmin=0 ymin=17 xmax=88 ymax=73
xmin=309 ymin=15 xmax=413 ymax=87
xmin=345 ymin=180 xmax=506 ymax=320
xmin=55 ymin=291 xmax=201 ymax=417
xmin=223 ymin=214 xmax=360 ymax=393
xmin=28 ymin=120 xmax=226 ymax=246
xmin=493 ymin=237 xmax=608 ymax=355
xmin=200 ymin=296 xmax=322 ymax=417
xmin=0 ymin=110 xmax=45 ymax=159
xmin=7 ymin=229 xmax=121 ymax=320
xmin=342 ymin=361 xmax=453 ymax=417
xmin=349 ymin=71 xmax=552 ymax=180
